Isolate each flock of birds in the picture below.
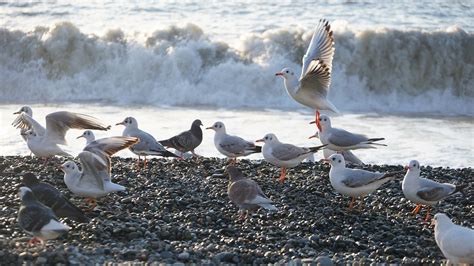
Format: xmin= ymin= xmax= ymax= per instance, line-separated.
xmin=9 ymin=19 xmax=473 ymax=264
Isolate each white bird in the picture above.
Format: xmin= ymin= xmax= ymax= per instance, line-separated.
xmin=402 ymin=160 xmax=465 ymax=221
xmin=207 ymin=121 xmax=261 ymax=164
xmin=12 ymin=111 xmax=110 ymax=159
xmin=77 ymin=130 xmax=140 ymax=172
xmin=256 ymin=133 xmax=326 ymax=183
xmin=275 ymin=19 xmax=337 ymax=125
xmin=13 ymin=106 xmax=44 ymax=141
xmin=310 ymin=131 xmax=364 ymax=165
xmin=325 ymin=154 xmax=402 ymax=209
xmin=226 ymin=165 xmax=277 ymax=220
xmin=60 ymin=151 xmax=125 ymax=209
xmin=116 ymin=117 xmax=178 ymax=169
xmin=310 ymin=114 xmax=386 ymax=151
xmin=17 ymin=187 xmax=70 ymax=246
xmin=433 ymin=213 xmax=474 ymax=265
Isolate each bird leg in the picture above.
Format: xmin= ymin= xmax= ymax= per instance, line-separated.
xmin=42 ymin=157 xmax=49 ymax=166
xmin=424 ymin=206 xmax=431 ymax=222
xmin=191 ymin=150 xmax=202 ymax=158
xmin=85 ymin=198 xmax=97 ymax=211
xmin=237 ymin=211 xmax=247 ymax=221
xmin=358 ymin=198 xmax=364 ymax=211
xmin=27 ymin=237 xmax=43 ymax=246
xmin=315 ymin=110 xmax=321 ymax=131
xmin=348 ymin=197 xmax=356 ymax=209
xmin=278 ymin=167 xmax=287 ymax=183
xmin=143 ymin=156 xmax=148 ymax=169
xmin=136 ymin=156 xmax=141 ymax=170
xmin=228 ymin=158 xmax=237 ymax=165
xmin=411 ymin=204 xmax=422 ymax=215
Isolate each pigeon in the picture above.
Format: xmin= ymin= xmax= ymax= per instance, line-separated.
xmin=256 ymin=133 xmax=326 ymax=183
xmin=159 ymin=119 xmax=203 ymax=157
xmin=60 ymin=151 xmax=125 ymax=209
xmin=12 ymin=111 xmax=111 ymax=159
xmin=116 ymin=117 xmax=178 ymax=168
xmin=22 ymin=173 xmax=89 ymax=223
xmin=226 ymin=165 xmax=277 ymax=219
xmin=275 ymin=19 xmax=337 ymax=126
xmin=77 ymin=130 xmax=140 ymax=172
xmin=325 ymin=154 xmax=402 ymax=209
xmin=402 ymin=160 xmax=466 ymax=221
xmin=17 ymin=187 xmax=70 ymax=246
xmin=310 ymin=114 xmax=386 ymax=151
xmin=13 ymin=106 xmax=42 ymax=141
xmin=207 ymin=121 xmax=261 ymax=164
xmin=433 ymin=213 xmax=474 ymax=265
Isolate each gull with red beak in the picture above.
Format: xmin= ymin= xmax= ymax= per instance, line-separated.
xmin=275 ymin=19 xmax=338 ymax=127
xmin=402 ymin=160 xmax=466 ymax=222
xmin=309 ymin=114 xmax=386 ymax=151
xmin=325 ymin=154 xmax=403 ymax=209
xmin=256 ymin=133 xmax=326 ymax=183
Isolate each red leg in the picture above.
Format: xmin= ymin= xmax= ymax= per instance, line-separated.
xmin=27 ymin=237 xmax=43 ymax=246
xmin=144 ymin=156 xmax=147 ymax=168
xmin=278 ymin=167 xmax=287 ymax=183
xmin=348 ymin=197 xmax=355 ymax=209
xmin=136 ymin=156 xmax=141 ymax=170
xmin=424 ymin=207 xmax=431 ymax=222
xmin=85 ymin=198 xmax=97 ymax=211
xmin=411 ymin=204 xmax=422 ymax=215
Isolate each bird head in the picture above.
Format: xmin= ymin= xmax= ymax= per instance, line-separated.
xmin=116 ymin=117 xmax=138 ymax=128
xmin=275 ymin=68 xmax=295 ymax=80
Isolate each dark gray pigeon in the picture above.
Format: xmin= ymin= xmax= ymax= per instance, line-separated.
xmin=22 ymin=173 xmax=89 ymax=223
xmin=159 ymin=119 xmax=203 ymax=157
xmin=18 ymin=187 xmax=70 ymax=245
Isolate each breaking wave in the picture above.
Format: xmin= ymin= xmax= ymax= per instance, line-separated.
xmin=0 ymin=22 xmax=472 ymax=115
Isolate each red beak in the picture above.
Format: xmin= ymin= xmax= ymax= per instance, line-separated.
xmin=316 ymin=112 xmax=322 ymax=131
xmin=275 ymin=72 xmax=283 ymax=76
xmin=255 ymin=139 xmax=264 ymax=143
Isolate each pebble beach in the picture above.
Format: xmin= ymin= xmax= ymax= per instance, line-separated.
xmin=1 ymin=156 xmax=472 ymax=265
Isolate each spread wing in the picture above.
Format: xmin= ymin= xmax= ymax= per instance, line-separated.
xmin=299 ymin=59 xmax=332 ymax=97
xmin=328 ymin=128 xmax=368 ymax=147
xmin=271 ymin=144 xmax=309 ymax=161
xmin=44 ymin=111 xmax=110 ymax=145
xmin=12 ymin=113 xmax=46 ymax=136
xmin=342 ymin=169 xmax=386 ymax=188
xmin=77 ymin=151 xmax=108 ymax=190
xmin=219 ymin=135 xmax=255 ymax=155
xmin=85 ymin=136 xmax=139 ymax=157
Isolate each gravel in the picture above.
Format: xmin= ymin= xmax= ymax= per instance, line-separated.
xmin=0 ymin=156 xmax=472 ymax=264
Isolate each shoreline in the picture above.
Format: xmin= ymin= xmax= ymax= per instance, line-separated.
xmin=0 ymin=156 xmax=472 ymax=264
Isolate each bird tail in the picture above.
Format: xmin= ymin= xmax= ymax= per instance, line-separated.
xmin=150 ymin=148 xmax=179 ymax=158
xmin=309 ymin=144 xmax=328 ymax=153
xmin=246 ymin=145 xmax=262 ymax=154
xmin=453 ymin=184 xmax=467 ymax=196
xmin=158 ymin=139 xmax=172 ymax=148
xmin=259 ymin=203 xmax=278 ymax=211
xmin=365 ymin=138 xmax=387 ymax=146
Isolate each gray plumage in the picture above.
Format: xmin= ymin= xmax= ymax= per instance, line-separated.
xmin=84 ymin=136 xmax=140 ymax=171
xmin=159 ymin=119 xmax=203 ymax=153
xmin=328 ymin=128 xmax=384 ymax=148
xmin=22 ymin=173 xmax=89 ymax=223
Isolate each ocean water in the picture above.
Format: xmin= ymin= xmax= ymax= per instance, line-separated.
xmin=0 ymin=1 xmax=473 ymax=166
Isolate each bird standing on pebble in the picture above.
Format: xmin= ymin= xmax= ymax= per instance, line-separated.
xmin=159 ymin=119 xmax=203 ymax=158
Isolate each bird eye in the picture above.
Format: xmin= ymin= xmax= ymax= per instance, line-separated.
xmin=66 ymin=165 xmax=69 ymax=168
xmin=332 ymin=157 xmax=336 ymax=161
xmin=285 ymin=70 xmax=289 ymax=73
xmin=324 ymin=119 xmax=327 ymax=121
xmin=338 ymin=160 xmax=341 ymax=163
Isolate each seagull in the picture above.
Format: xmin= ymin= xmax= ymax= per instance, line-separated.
xmin=310 ymin=131 xmax=364 ymax=165
xmin=17 ymin=187 xmax=70 ymax=246
xmin=159 ymin=119 xmax=203 ymax=158
xmin=226 ymin=165 xmax=277 ymax=219
xmin=433 ymin=213 xmax=474 ymax=265
xmin=12 ymin=111 xmax=111 ymax=159
xmin=275 ymin=19 xmax=337 ymax=126
xmin=77 ymin=130 xmax=140 ymax=172
xmin=309 ymin=114 xmax=386 ymax=151
xmin=402 ymin=160 xmax=466 ymax=221
xmin=13 ymin=106 xmax=43 ymax=141
xmin=325 ymin=154 xmax=402 ymax=209
xmin=207 ymin=121 xmax=261 ymax=164
xmin=60 ymin=151 xmax=125 ymax=209
xmin=256 ymin=133 xmax=326 ymax=183
xmin=116 ymin=117 xmax=178 ymax=168
xmin=22 ymin=173 xmax=89 ymax=223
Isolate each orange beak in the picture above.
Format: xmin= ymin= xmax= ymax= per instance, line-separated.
xmin=275 ymin=72 xmax=283 ymax=76
xmin=115 ymin=122 xmax=124 ymax=126
xmin=255 ymin=139 xmax=264 ymax=143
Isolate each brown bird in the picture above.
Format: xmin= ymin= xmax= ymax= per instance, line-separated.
xmin=226 ymin=165 xmax=277 ymax=220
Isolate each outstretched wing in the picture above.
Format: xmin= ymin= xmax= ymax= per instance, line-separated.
xmin=45 ymin=111 xmax=110 ymax=145
xmin=299 ymin=59 xmax=332 ymax=97
xmin=300 ymin=19 xmax=335 ymax=79
xmin=12 ymin=113 xmax=46 ymax=136
xmin=85 ymin=136 xmax=139 ymax=157
xmin=77 ymin=151 xmax=108 ymax=190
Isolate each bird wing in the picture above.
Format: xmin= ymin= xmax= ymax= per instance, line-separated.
xmin=44 ymin=111 xmax=110 ymax=145
xmin=229 ymin=179 xmax=273 ymax=205
xmin=328 ymin=128 xmax=369 ymax=147
xmin=271 ymin=143 xmax=309 ymax=161
xmin=219 ymin=135 xmax=254 ymax=155
xmin=12 ymin=113 xmax=46 ymax=136
xmin=299 ymin=59 xmax=332 ymax=98
xmin=170 ymin=131 xmax=194 ymax=151
xmin=300 ymin=19 xmax=335 ymax=79
xmin=77 ymin=151 xmax=108 ymax=190
xmin=342 ymin=168 xmax=386 ymax=188
xmin=440 ymin=226 xmax=474 ymax=261
xmin=18 ymin=205 xmax=57 ymax=233
xmin=85 ymin=136 xmax=139 ymax=157
xmin=416 ymin=180 xmax=456 ymax=201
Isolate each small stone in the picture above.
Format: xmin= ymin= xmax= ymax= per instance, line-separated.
xmin=177 ymin=252 xmax=190 ymax=261
xmin=35 ymin=257 xmax=47 ymax=264
xmin=315 ymin=256 xmax=334 ymax=266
